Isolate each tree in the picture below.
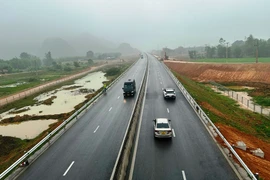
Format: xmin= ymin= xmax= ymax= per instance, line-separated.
xmin=217 ymin=45 xmax=226 ymax=58
xmin=205 ymin=46 xmax=216 ymax=58
xmin=44 ymin=51 xmax=54 ymax=66
xmin=244 ymin=34 xmax=255 ymax=57
xmin=52 ymin=62 xmax=62 ymax=70
xmin=232 ymin=46 xmax=242 ymax=58
xmin=217 ymin=38 xmax=226 ymax=58
xmin=86 ymin=51 xmax=94 ymax=58
xmin=73 ymin=61 xmax=80 ymax=67
xmin=188 ymin=50 xmax=197 ymax=59
xmin=20 ymin=52 xmax=31 ymax=59
xmin=0 ymin=60 xmax=12 ymax=73
xmin=88 ymin=59 xmax=94 ymax=65
xmin=219 ymin=38 xmax=226 ymax=45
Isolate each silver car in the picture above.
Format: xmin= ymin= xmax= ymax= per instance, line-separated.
xmin=163 ymin=88 xmax=176 ymax=99
xmin=153 ymin=118 xmax=172 ymax=138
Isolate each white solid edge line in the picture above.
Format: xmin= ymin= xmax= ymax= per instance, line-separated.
xmin=172 ymin=129 xmax=176 ymax=137
xmin=167 ymin=108 xmax=169 ymax=113
xmin=109 ymin=107 xmax=112 ymax=111
xmin=182 ymin=170 xmax=187 ymax=180
xmin=63 ymin=161 xmax=75 ymax=176
xmin=93 ymin=126 xmax=100 ymax=133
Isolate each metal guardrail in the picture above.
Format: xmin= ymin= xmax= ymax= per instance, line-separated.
xmin=110 ymin=54 xmax=148 ymax=180
xmin=0 ymin=59 xmax=139 ymax=180
xmin=162 ymin=63 xmax=257 ymax=180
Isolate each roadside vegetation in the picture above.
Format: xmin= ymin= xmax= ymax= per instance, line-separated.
xmin=172 ymin=71 xmax=270 ymax=142
xmin=187 ymin=35 xmax=270 ymax=60
xmin=191 ymin=57 xmax=270 ymax=63
xmin=216 ymin=83 xmax=270 ymax=107
xmin=0 ymin=60 xmax=135 ymax=174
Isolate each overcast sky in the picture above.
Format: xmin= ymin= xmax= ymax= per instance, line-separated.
xmin=1 ymin=0 xmax=270 ymax=52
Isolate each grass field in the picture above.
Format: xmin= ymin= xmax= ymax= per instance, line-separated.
xmin=0 ymin=65 xmax=93 ymax=98
xmin=191 ymin=57 xmax=270 ymax=63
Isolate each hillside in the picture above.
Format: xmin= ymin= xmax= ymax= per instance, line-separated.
xmin=165 ymin=61 xmax=270 ymax=85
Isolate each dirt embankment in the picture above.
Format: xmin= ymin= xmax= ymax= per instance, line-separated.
xmin=165 ymin=61 xmax=270 ymax=84
xmin=164 ymin=61 xmax=270 ymax=179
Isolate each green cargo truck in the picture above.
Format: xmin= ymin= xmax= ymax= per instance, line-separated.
xmin=122 ymin=79 xmax=136 ymax=97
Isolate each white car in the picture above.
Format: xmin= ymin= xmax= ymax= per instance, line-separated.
xmin=153 ymin=118 xmax=172 ymax=138
xmin=163 ymin=88 xmax=176 ymax=99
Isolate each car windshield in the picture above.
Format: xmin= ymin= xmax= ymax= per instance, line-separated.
xmin=157 ymin=123 xmax=169 ymax=128
xmin=124 ymin=82 xmax=133 ymax=88
xmin=166 ymin=90 xmax=174 ymax=93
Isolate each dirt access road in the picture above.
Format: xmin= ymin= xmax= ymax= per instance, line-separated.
xmin=165 ymin=60 xmax=270 ymax=179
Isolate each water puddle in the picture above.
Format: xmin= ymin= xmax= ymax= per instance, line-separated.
xmin=0 ymin=82 xmax=27 ymax=88
xmin=0 ymin=119 xmax=58 ymax=139
xmin=0 ymin=71 xmax=108 ymax=139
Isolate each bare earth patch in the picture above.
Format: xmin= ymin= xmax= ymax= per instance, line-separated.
xmin=216 ymin=123 xmax=270 ymax=179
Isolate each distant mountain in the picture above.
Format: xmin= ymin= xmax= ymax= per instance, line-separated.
xmin=231 ymin=40 xmax=245 ymax=47
xmin=39 ymin=38 xmax=78 ymax=58
xmin=116 ymin=43 xmax=140 ymax=55
xmin=0 ymin=32 xmax=139 ymax=59
xmin=68 ymin=33 xmax=117 ymax=55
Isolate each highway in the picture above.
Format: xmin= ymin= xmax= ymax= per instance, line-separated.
xmin=17 ymin=58 xmax=147 ymax=180
xmin=130 ymin=54 xmax=239 ymax=180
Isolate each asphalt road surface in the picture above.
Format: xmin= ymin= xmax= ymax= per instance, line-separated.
xmin=17 ymin=57 xmax=147 ymax=180
xmin=130 ymin=54 xmax=239 ymax=180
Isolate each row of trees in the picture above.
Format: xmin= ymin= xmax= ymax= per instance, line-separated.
xmin=86 ymin=50 xmax=122 ymax=60
xmin=0 ymin=51 xmax=80 ymax=74
xmin=0 ymin=53 xmax=42 ymax=73
xmin=189 ymin=35 xmax=270 ymax=59
xmin=0 ymin=48 xmax=121 ymax=74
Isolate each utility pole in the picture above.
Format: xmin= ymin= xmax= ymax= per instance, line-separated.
xmin=254 ymin=40 xmax=259 ymax=63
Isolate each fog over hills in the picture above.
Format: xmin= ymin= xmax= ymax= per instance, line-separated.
xmin=39 ymin=37 xmax=78 ymax=58
xmin=0 ymin=33 xmax=139 ymax=59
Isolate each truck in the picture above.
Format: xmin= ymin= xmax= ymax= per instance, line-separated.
xmin=122 ymin=79 xmax=136 ymax=97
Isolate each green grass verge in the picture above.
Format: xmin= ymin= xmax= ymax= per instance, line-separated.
xmin=253 ymin=96 xmax=270 ymax=107
xmin=172 ymin=71 xmax=270 ymax=142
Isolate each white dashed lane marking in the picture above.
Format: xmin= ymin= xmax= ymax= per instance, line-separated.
xmin=93 ymin=126 xmax=99 ymax=133
xmin=63 ymin=161 xmax=75 ymax=176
